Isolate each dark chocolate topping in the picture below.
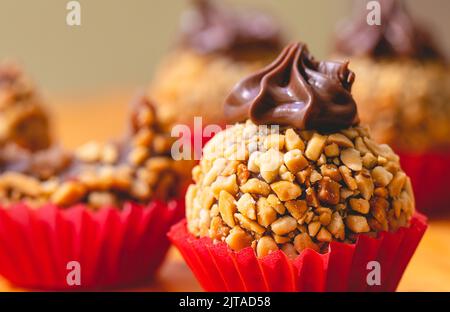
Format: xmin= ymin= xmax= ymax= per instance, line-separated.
xmin=179 ymin=0 xmax=282 ymax=54
xmin=224 ymin=42 xmax=359 ymax=131
xmin=334 ymin=0 xmax=442 ymax=60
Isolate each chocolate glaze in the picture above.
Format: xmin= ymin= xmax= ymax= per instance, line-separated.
xmin=179 ymin=0 xmax=282 ymax=55
xmin=225 ymin=42 xmax=359 ymax=131
xmin=334 ymin=0 xmax=442 ymax=60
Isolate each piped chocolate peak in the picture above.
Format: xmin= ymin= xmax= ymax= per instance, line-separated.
xmin=334 ymin=0 xmax=442 ymax=60
xmin=179 ymin=0 xmax=282 ymax=55
xmin=224 ymin=42 xmax=359 ymax=131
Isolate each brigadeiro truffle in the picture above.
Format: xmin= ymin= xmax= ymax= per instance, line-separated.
xmin=333 ymin=0 xmax=450 ymax=214
xmin=0 ymin=94 xmax=192 ymax=290
xmin=0 ymin=62 xmax=51 ymax=151
xmin=149 ymin=0 xmax=284 ymax=131
xmin=169 ymin=42 xmax=427 ymax=292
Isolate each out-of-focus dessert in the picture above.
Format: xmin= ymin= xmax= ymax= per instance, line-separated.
xmin=0 ymin=94 xmax=190 ymax=290
xmin=333 ymin=0 xmax=449 ymax=152
xmin=0 ymin=96 xmax=190 ymax=209
xmin=0 ymin=63 xmax=51 ymax=151
xmin=149 ymin=0 xmax=284 ymax=130
xmin=333 ymin=0 xmax=450 ymax=214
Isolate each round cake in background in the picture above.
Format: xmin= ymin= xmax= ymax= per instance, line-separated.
xmin=333 ymin=0 xmax=450 ymax=152
xmin=149 ymin=0 xmax=284 ymax=130
xmin=169 ymin=42 xmax=427 ymax=292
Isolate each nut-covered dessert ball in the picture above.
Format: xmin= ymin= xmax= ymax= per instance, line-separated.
xmin=186 ymin=43 xmax=415 ymax=258
xmin=333 ymin=0 xmax=450 ymax=152
xmin=0 ymin=96 xmax=192 ymax=209
xmin=0 ymin=62 xmax=51 ymax=151
xmin=149 ymin=0 xmax=283 ymax=130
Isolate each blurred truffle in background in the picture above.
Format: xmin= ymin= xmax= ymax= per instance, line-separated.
xmin=333 ymin=0 xmax=450 ymax=214
xmin=148 ymin=0 xmax=285 ymax=130
xmin=0 ymin=63 xmax=51 ymax=152
xmin=333 ymin=0 xmax=450 ymax=152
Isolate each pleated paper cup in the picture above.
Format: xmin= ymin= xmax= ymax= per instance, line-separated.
xmin=398 ymin=150 xmax=450 ymax=215
xmin=168 ymin=214 xmax=427 ymax=292
xmin=0 ymin=199 xmax=183 ymax=290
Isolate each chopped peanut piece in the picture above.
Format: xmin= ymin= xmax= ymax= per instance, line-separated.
xmin=285 ymin=200 xmax=308 ymax=220
xmin=327 ymin=212 xmax=345 ymax=240
xmin=202 ymin=158 xmax=227 ymax=186
xmin=294 ymin=233 xmax=319 ymax=253
xmin=256 ymin=236 xmax=279 ymax=257
xmin=247 ymin=151 xmax=262 ymax=173
xmin=305 ymin=187 xmax=319 ymax=207
xmin=51 ymin=181 xmax=87 ymax=207
xmin=346 ymin=215 xmax=370 ymax=233
xmin=264 ymin=134 xmax=285 ymax=150
xmin=341 ymin=128 xmax=359 ymax=139
xmin=349 ymin=198 xmax=370 ymax=214
xmin=388 ymin=171 xmax=407 ymax=197
xmin=318 ymin=209 xmax=332 ymax=226
xmin=273 ymin=234 xmax=290 ymax=244
xmin=340 ymin=148 xmax=363 ymax=171
xmin=284 ymin=149 xmax=308 ymax=173
xmin=211 ymin=174 xmax=239 ymax=198
xmin=236 ymin=193 xmax=256 ymax=220
xmin=267 ymin=194 xmax=286 ymax=214
xmin=372 ymin=166 xmax=394 ymax=187
xmin=235 ymin=213 xmax=265 ymax=234
xmin=355 ymin=172 xmax=374 ymax=200
xmin=324 ymin=143 xmax=340 ymax=157
xmin=271 ymin=216 xmax=298 ymax=235
xmin=285 ymin=129 xmax=305 ymax=151
xmin=327 ymin=133 xmax=354 ymax=148
xmin=316 ymin=227 xmax=332 ymax=242
xmin=305 ymin=133 xmax=327 ymax=161
xmin=339 ymin=166 xmax=358 ymax=190
xmin=218 ymin=190 xmax=237 ymax=227
xmin=260 ymin=149 xmax=284 ymax=183
xmin=320 ymin=164 xmax=342 ymax=182
xmin=270 ymin=181 xmax=302 ymax=201
xmin=256 ymin=197 xmax=277 ymax=227
xmin=226 ymin=226 xmax=253 ymax=251
xmin=370 ymin=197 xmax=389 ymax=226
xmin=362 ymin=152 xmax=377 ymax=169
xmin=308 ymin=221 xmax=321 ymax=237
xmin=240 ymin=178 xmax=271 ymax=196
xmin=318 ymin=177 xmax=341 ymax=205
xmin=310 ymin=170 xmax=323 ymax=183
xmin=355 ymin=137 xmax=369 ymax=154
xmin=222 ymin=160 xmax=239 ymax=176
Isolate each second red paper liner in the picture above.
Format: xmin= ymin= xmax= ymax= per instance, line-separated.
xmin=169 ymin=214 xmax=427 ymax=292
xmin=399 ymin=151 xmax=450 ymax=215
xmin=0 ymin=199 xmax=184 ymax=290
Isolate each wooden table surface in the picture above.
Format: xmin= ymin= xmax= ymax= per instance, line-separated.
xmin=1 ymin=90 xmax=449 ymax=292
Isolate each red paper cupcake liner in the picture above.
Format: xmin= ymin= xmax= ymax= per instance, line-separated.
xmin=168 ymin=214 xmax=427 ymax=292
xmin=0 ymin=199 xmax=184 ymax=290
xmin=398 ymin=151 xmax=450 ymax=215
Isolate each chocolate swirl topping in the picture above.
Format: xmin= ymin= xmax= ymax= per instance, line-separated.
xmin=179 ymin=0 xmax=282 ymax=54
xmin=334 ymin=0 xmax=442 ymax=60
xmin=225 ymin=42 xmax=359 ymax=131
